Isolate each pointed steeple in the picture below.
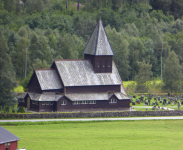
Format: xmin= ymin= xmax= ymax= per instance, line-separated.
xmin=84 ymin=18 xmax=114 ymax=56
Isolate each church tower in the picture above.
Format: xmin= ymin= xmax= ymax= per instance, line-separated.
xmin=84 ymin=18 xmax=114 ymax=73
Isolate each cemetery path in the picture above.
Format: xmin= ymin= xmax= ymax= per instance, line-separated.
xmin=131 ymin=106 xmax=174 ymax=110
xmin=1 ymin=116 xmax=183 ymax=122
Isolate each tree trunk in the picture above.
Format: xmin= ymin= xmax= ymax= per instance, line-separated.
xmin=91 ymin=0 xmax=93 ymax=11
xmin=77 ymin=0 xmax=80 ymax=11
xmin=66 ymin=0 xmax=68 ymax=9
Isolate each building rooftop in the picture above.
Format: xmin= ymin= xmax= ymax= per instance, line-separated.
xmin=83 ymin=18 xmax=114 ymax=56
xmin=0 ymin=126 xmax=20 ymax=144
xmin=55 ymin=60 xmax=122 ymax=87
xmin=35 ymin=69 xmax=63 ymax=90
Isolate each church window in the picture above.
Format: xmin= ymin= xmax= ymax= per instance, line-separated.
xmin=109 ymin=99 xmax=117 ymax=104
xmin=73 ymin=101 xmax=80 ymax=105
xmin=81 ymin=101 xmax=88 ymax=104
xmin=19 ymin=99 xmax=24 ymax=103
xmin=61 ymin=101 xmax=66 ymax=105
xmin=89 ymin=101 xmax=96 ymax=104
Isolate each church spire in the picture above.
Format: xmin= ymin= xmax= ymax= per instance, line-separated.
xmin=83 ymin=19 xmax=114 ymax=56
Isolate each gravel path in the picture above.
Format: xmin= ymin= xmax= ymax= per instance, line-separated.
xmin=1 ymin=116 xmax=183 ymax=122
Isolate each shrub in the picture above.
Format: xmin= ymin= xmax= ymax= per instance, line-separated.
xmin=17 ymin=106 xmax=25 ymax=113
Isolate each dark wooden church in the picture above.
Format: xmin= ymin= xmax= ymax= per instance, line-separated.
xmin=18 ymin=19 xmax=131 ymax=112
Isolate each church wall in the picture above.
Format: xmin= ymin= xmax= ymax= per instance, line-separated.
xmin=30 ymin=100 xmax=39 ymax=112
xmin=56 ymin=96 xmax=130 ymax=112
xmin=65 ymin=85 xmax=120 ymax=94
xmin=39 ymin=101 xmax=56 ymax=112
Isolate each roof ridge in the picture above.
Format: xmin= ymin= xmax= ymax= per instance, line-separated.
xmin=55 ymin=59 xmax=87 ymax=62
xmin=35 ymin=68 xmax=55 ymax=71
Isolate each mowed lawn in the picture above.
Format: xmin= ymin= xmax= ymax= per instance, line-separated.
xmin=2 ymin=120 xmax=183 ymax=150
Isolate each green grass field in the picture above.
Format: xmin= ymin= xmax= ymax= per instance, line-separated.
xmin=2 ymin=120 xmax=183 ymax=150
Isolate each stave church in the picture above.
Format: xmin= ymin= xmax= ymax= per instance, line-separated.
xmin=17 ymin=19 xmax=131 ymax=112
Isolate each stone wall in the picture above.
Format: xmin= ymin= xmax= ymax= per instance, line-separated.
xmin=0 ymin=110 xmax=183 ymax=119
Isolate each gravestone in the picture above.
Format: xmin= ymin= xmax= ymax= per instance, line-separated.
xmin=136 ymin=99 xmax=140 ymax=104
xmin=157 ymin=96 xmax=161 ymax=100
xmin=178 ymin=101 xmax=181 ymax=110
xmin=132 ymin=102 xmax=135 ymax=105
xmin=6 ymin=107 xmax=9 ymax=113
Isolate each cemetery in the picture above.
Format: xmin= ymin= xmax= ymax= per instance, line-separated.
xmin=129 ymin=93 xmax=183 ymax=111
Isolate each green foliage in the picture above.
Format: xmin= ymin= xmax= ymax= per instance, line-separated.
xmin=162 ymin=51 xmax=183 ymax=92
xmin=17 ymin=106 xmax=25 ymax=113
xmin=135 ymin=61 xmax=153 ymax=92
xmin=1 ymin=0 xmax=183 ymax=87
xmin=0 ymin=32 xmax=17 ymax=108
xmin=21 ymin=73 xmax=32 ymax=91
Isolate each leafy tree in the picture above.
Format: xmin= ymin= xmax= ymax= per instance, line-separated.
xmin=74 ymin=13 xmax=96 ymax=40
xmin=21 ymin=72 xmax=32 ymax=91
xmin=135 ymin=61 xmax=153 ymax=92
xmin=3 ymin=0 xmax=16 ymax=13
xmin=33 ymin=58 xmax=50 ymax=69
xmin=128 ymin=37 xmax=145 ymax=79
xmin=105 ymin=25 xmax=130 ymax=80
xmin=25 ymin=0 xmax=44 ymax=14
xmin=15 ymin=37 xmax=30 ymax=79
xmin=0 ymin=32 xmax=17 ymax=109
xmin=162 ymin=51 xmax=182 ymax=92
xmin=60 ymin=33 xmax=85 ymax=59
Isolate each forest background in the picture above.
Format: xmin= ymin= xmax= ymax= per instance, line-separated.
xmin=1 ymin=0 xmax=183 ymax=101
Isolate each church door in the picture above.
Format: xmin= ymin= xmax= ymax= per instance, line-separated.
xmin=27 ymin=97 xmax=30 ymax=110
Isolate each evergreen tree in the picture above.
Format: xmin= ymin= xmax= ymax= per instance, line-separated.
xmin=162 ymin=51 xmax=182 ymax=92
xmin=0 ymin=32 xmax=17 ymax=108
xmin=135 ymin=61 xmax=153 ymax=92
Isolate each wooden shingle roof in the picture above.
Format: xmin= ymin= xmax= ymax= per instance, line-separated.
xmin=83 ymin=18 xmax=114 ymax=56
xmin=55 ymin=60 xmax=122 ymax=87
xmin=35 ymin=69 xmax=63 ymax=90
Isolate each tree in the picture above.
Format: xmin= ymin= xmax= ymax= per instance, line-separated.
xmin=0 ymin=32 xmax=17 ymax=109
xmin=162 ymin=51 xmax=182 ymax=92
xmin=135 ymin=61 xmax=153 ymax=92
xmin=105 ymin=25 xmax=130 ymax=80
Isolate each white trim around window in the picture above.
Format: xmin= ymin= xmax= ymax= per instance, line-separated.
xmin=61 ymin=101 xmax=66 ymax=105
xmin=109 ymin=99 xmax=117 ymax=104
